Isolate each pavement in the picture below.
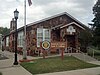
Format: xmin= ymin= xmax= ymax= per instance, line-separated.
xmin=38 ymin=67 xmax=100 ymax=75
xmin=0 ymin=50 xmax=33 ymax=75
xmin=0 ymin=50 xmax=100 ymax=75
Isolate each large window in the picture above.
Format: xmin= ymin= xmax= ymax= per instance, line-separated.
xmin=6 ymin=36 xmax=9 ymax=46
xmin=18 ymin=31 xmax=23 ymax=47
xmin=37 ymin=28 xmax=50 ymax=47
xmin=43 ymin=29 xmax=50 ymax=42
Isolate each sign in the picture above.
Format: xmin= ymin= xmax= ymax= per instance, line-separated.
xmin=42 ymin=41 xmax=50 ymax=50
xmin=51 ymin=42 xmax=66 ymax=48
xmin=50 ymin=42 xmax=66 ymax=60
xmin=67 ymin=26 xmax=76 ymax=34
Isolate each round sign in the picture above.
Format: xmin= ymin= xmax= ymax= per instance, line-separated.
xmin=42 ymin=41 xmax=50 ymax=50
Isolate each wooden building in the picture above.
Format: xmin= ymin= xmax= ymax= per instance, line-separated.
xmin=4 ymin=12 xmax=89 ymax=56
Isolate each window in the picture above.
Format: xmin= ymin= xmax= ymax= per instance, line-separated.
xmin=18 ymin=31 xmax=23 ymax=47
xmin=37 ymin=28 xmax=50 ymax=47
xmin=43 ymin=29 xmax=50 ymax=41
xmin=37 ymin=28 xmax=43 ymax=47
xmin=6 ymin=36 xmax=9 ymax=46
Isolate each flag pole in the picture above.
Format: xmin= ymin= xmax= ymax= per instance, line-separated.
xmin=23 ymin=0 xmax=27 ymax=59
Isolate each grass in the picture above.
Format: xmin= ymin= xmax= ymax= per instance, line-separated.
xmin=21 ymin=56 xmax=99 ymax=75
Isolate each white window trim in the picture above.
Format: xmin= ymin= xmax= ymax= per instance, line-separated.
xmin=37 ymin=28 xmax=51 ymax=47
xmin=18 ymin=31 xmax=23 ymax=47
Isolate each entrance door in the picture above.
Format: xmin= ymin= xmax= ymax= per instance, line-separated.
xmin=67 ymin=35 xmax=75 ymax=47
xmin=65 ymin=35 xmax=76 ymax=52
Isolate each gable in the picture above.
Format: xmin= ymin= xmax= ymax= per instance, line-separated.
xmin=28 ymin=12 xmax=87 ymax=31
xmin=60 ymin=22 xmax=85 ymax=30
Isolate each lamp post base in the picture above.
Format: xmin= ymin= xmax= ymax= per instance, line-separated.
xmin=13 ymin=53 xmax=18 ymax=65
xmin=13 ymin=61 xmax=18 ymax=65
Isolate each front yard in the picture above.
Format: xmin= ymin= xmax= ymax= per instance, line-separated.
xmin=21 ymin=56 xmax=99 ymax=75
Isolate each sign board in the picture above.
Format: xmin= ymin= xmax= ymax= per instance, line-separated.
xmin=51 ymin=42 xmax=66 ymax=48
xmin=42 ymin=41 xmax=50 ymax=50
xmin=67 ymin=26 xmax=76 ymax=34
xmin=41 ymin=41 xmax=66 ymax=49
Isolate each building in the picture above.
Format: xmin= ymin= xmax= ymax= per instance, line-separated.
xmin=0 ymin=34 xmax=2 ymax=50
xmin=4 ymin=12 xmax=90 ymax=56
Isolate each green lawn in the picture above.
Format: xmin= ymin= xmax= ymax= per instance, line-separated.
xmin=21 ymin=56 xmax=99 ymax=75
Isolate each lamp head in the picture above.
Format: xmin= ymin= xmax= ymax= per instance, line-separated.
xmin=14 ymin=9 xmax=19 ymax=20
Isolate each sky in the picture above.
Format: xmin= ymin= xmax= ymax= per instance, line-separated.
xmin=0 ymin=0 xmax=97 ymax=28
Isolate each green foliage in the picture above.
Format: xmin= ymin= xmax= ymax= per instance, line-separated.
xmin=90 ymin=0 xmax=100 ymax=49
xmin=93 ymin=26 xmax=100 ymax=49
xmin=0 ymin=27 xmax=10 ymax=35
xmin=79 ymin=30 xmax=92 ymax=52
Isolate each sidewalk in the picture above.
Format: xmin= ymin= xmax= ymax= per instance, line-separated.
xmin=0 ymin=50 xmax=33 ymax=75
xmin=38 ymin=67 xmax=100 ymax=75
xmin=0 ymin=50 xmax=100 ymax=75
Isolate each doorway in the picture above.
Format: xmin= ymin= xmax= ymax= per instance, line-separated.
xmin=64 ymin=35 xmax=76 ymax=52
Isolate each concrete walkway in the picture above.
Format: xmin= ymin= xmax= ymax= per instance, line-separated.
xmin=0 ymin=50 xmax=33 ymax=75
xmin=0 ymin=50 xmax=100 ymax=75
xmin=38 ymin=67 xmax=100 ymax=75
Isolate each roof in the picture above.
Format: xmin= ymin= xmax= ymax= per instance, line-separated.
xmin=5 ymin=12 xmax=89 ymax=37
xmin=27 ymin=12 xmax=85 ymax=27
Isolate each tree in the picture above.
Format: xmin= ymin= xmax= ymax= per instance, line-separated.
xmin=91 ymin=0 xmax=100 ymax=49
xmin=79 ymin=30 xmax=92 ymax=52
xmin=0 ymin=27 xmax=10 ymax=35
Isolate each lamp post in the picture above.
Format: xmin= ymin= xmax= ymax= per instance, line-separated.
xmin=13 ymin=9 xmax=19 ymax=65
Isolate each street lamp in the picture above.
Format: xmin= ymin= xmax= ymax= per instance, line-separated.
xmin=13 ymin=9 xmax=19 ymax=65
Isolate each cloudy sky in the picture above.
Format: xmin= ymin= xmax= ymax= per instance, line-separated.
xmin=0 ymin=0 xmax=96 ymax=28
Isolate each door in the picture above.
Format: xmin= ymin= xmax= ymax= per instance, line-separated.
xmin=67 ymin=35 xmax=75 ymax=47
xmin=66 ymin=35 xmax=76 ymax=52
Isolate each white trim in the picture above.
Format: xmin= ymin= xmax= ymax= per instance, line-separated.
xmin=60 ymin=22 xmax=85 ymax=30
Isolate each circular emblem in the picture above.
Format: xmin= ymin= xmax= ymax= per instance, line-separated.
xmin=42 ymin=41 xmax=50 ymax=50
